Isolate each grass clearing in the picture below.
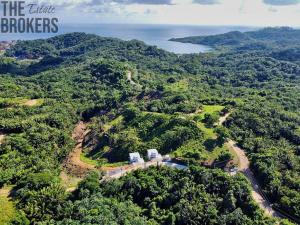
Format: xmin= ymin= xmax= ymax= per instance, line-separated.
xmin=172 ymin=139 xmax=228 ymax=161
xmin=103 ymin=115 xmax=124 ymax=132
xmin=172 ymin=104 xmax=233 ymax=162
xmin=196 ymin=122 xmax=216 ymax=139
xmin=60 ymin=171 xmax=82 ymax=191
xmin=80 ymin=152 xmax=129 ymax=168
xmin=202 ymin=105 xmax=224 ymax=115
xmin=81 ymin=104 xmax=230 ymax=166
xmin=193 ymin=105 xmax=224 ymax=139
xmin=0 ymin=186 xmax=16 ymax=225
xmin=296 ymin=127 xmax=300 ymax=136
xmin=102 ymin=161 xmax=129 ymax=167
xmin=0 ymin=98 xmax=44 ymax=107
xmin=80 ymin=152 xmax=99 ymax=166
xmin=165 ymin=79 xmax=189 ymax=92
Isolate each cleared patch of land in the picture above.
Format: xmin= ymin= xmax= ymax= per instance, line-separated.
xmin=0 ymin=98 xmax=44 ymax=108
xmin=64 ymin=105 xmax=233 ymax=181
xmin=60 ymin=171 xmax=82 ymax=192
xmin=165 ymin=79 xmax=189 ymax=92
xmin=63 ymin=122 xmax=95 ymax=178
xmin=21 ymin=99 xmax=43 ymax=107
xmin=0 ymin=134 xmax=5 ymax=144
xmin=173 ymin=105 xmax=228 ymax=161
xmin=0 ymin=187 xmax=15 ymax=225
xmin=127 ymin=71 xmax=136 ymax=85
xmin=103 ymin=115 xmax=124 ymax=132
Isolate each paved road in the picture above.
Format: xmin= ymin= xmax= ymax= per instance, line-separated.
xmin=104 ymin=161 xmax=187 ymax=180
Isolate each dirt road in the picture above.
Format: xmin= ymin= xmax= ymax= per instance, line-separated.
xmin=227 ymin=140 xmax=278 ymax=217
xmin=64 ymin=121 xmax=187 ymax=180
xmin=216 ymin=113 xmax=279 ymax=217
xmin=215 ymin=112 xmax=231 ymax=126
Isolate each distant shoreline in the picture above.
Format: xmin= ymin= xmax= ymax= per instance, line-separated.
xmin=0 ymin=24 xmax=255 ymax=54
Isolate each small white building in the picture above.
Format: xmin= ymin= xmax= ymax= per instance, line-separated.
xmin=129 ymin=152 xmax=144 ymax=164
xmin=147 ymin=149 xmax=162 ymax=161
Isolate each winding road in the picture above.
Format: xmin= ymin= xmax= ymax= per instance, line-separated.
xmin=63 ymin=112 xmax=292 ymax=221
xmin=219 ymin=114 xmax=283 ymax=219
xmin=226 ymin=140 xmax=278 ymax=217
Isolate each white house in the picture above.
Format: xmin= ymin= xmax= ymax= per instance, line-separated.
xmin=129 ymin=152 xmax=144 ymax=164
xmin=147 ymin=149 xmax=162 ymax=161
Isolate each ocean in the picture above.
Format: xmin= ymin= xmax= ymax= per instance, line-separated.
xmin=1 ymin=24 xmax=257 ymax=54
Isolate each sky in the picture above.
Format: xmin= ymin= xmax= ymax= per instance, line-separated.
xmin=32 ymin=0 xmax=300 ymax=26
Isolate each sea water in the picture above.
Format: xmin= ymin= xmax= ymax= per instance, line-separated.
xmin=0 ymin=23 xmax=257 ymax=54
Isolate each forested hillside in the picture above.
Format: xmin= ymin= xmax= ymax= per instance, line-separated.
xmin=0 ymin=28 xmax=299 ymax=224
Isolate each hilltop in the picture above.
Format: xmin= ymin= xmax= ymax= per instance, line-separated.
xmin=170 ymin=27 xmax=300 ymax=53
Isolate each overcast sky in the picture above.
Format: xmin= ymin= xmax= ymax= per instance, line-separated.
xmin=34 ymin=0 xmax=300 ymax=26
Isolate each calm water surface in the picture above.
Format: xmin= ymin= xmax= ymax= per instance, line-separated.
xmin=1 ymin=24 xmax=257 ymax=54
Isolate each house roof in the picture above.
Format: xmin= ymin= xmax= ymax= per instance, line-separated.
xmin=129 ymin=152 xmax=141 ymax=159
xmin=147 ymin=149 xmax=158 ymax=154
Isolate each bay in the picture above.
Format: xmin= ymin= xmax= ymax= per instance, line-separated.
xmin=0 ymin=24 xmax=257 ymax=54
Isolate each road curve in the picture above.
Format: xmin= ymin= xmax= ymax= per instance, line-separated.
xmin=63 ymin=114 xmax=290 ymax=220
xmin=227 ymin=140 xmax=279 ymax=217
xmin=216 ymin=113 xmax=280 ymax=218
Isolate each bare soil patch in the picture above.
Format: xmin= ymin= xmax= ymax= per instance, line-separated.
xmin=22 ymin=99 xmax=39 ymax=106
xmin=63 ymin=122 xmax=96 ymax=178
xmin=0 ymin=134 xmax=5 ymax=144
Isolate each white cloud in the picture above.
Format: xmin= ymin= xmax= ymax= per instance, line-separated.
xmin=29 ymin=0 xmax=300 ymax=26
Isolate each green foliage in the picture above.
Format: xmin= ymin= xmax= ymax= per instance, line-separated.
xmin=215 ymin=127 xmax=230 ymax=145
xmin=55 ymin=197 xmax=154 ymax=225
xmin=171 ymin=27 xmax=300 ymax=51
xmin=83 ymin=166 xmax=273 ymax=225
xmin=90 ymin=59 xmax=128 ymax=86
xmin=226 ymin=102 xmax=300 ymax=218
xmin=1 ymin=29 xmax=300 ymax=223
xmin=203 ymin=113 xmax=219 ymax=127
xmin=76 ymin=171 xmax=102 ymax=198
xmin=217 ymin=151 xmax=233 ymax=162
